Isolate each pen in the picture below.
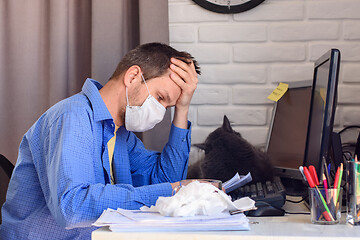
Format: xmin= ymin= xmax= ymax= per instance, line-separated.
xmin=323 ymin=173 xmax=329 ymax=203
xmin=333 ymin=166 xmax=340 ymax=202
xmin=323 ymin=157 xmax=330 ymax=187
xmin=303 ymin=166 xmax=334 ymax=221
xmin=309 ymin=165 xmax=319 ymax=186
xmin=303 ymin=166 xmax=315 ymax=188
xmin=299 ymin=166 xmax=322 ymax=219
xmin=315 ymin=185 xmax=334 ymax=221
xmin=299 ymin=166 xmax=305 ymax=179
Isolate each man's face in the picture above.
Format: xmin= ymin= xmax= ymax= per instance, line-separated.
xmin=130 ymin=70 xmax=182 ymax=108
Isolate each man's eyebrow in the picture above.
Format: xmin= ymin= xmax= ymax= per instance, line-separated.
xmin=163 ymin=91 xmax=171 ymax=102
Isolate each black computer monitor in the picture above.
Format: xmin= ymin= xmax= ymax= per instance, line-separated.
xmin=266 ymin=49 xmax=341 ymax=193
xmin=303 ymin=49 xmax=341 ymax=180
xmin=266 ymin=81 xmax=313 ymax=181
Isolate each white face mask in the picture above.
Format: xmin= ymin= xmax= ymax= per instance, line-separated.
xmin=125 ymin=74 xmax=166 ymax=132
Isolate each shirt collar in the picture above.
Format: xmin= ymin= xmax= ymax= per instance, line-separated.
xmin=82 ymin=78 xmax=113 ymax=122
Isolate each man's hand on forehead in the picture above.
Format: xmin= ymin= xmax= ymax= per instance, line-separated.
xmin=169 ymin=58 xmax=198 ymax=111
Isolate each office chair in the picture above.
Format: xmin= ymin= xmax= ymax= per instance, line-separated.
xmin=0 ymin=154 xmax=14 ymax=224
xmin=0 ymin=154 xmax=14 ymax=179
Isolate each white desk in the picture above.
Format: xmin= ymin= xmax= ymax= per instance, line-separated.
xmin=92 ymin=199 xmax=360 ymax=240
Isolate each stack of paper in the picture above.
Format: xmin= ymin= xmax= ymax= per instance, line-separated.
xmin=93 ymin=173 xmax=255 ymax=232
xmin=223 ymin=172 xmax=252 ymax=193
xmin=93 ymin=208 xmax=250 ymax=232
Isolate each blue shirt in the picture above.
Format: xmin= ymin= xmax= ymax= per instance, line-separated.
xmin=0 ymin=79 xmax=191 ymax=240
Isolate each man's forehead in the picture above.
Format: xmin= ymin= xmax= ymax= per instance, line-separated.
xmin=155 ymin=81 xmax=181 ymax=105
xmin=158 ymin=84 xmax=180 ymax=97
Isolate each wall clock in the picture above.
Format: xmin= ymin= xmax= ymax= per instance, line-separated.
xmin=192 ymin=0 xmax=266 ymax=14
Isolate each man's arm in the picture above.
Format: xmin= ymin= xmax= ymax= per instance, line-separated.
xmin=170 ymin=58 xmax=198 ymax=129
xmin=40 ymin=111 xmax=173 ymax=229
xmin=127 ymin=122 xmax=191 ymax=185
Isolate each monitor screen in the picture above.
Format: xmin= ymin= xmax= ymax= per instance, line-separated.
xmin=266 ymin=81 xmax=312 ymax=180
xmin=304 ymin=49 xmax=341 ymax=179
xmin=266 ymin=49 xmax=340 ymax=185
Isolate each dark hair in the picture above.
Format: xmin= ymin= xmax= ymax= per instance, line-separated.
xmin=109 ymin=42 xmax=201 ymax=81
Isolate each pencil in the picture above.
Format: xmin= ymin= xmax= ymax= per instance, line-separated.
xmin=315 ymin=186 xmax=335 ymax=221
xmin=333 ymin=166 xmax=340 ymax=202
xmin=336 ymin=163 xmax=343 ymax=204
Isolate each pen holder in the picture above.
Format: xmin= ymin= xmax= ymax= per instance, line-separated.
xmin=346 ymin=161 xmax=360 ymax=225
xmin=309 ymin=187 xmax=342 ymax=224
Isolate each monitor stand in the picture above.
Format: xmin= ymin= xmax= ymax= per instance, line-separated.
xmin=280 ymin=177 xmax=308 ymax=197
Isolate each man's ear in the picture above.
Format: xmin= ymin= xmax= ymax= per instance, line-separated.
xmin=123 ymin=65 xmax=142 ymax=88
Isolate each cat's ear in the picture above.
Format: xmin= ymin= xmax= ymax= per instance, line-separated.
xmin=222 ymin=115 xmax=232 ymax=132
xmin=193 ymin=143 xmax=206 ymax=150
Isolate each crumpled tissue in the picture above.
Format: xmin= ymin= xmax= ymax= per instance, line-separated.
xmin=141 ymin=180 xmax=255 ymax=217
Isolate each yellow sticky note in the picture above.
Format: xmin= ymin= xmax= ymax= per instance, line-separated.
xmin=320 ymin=88 xmax=327 ymax=103
xmin=267 ymin=83 xmax=289 ymax=102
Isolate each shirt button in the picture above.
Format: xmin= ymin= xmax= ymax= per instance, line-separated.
xmin=111 ymin=123 xmax=114 ymax=128
xmin=182 ymin=138 xmax=186 ymax=142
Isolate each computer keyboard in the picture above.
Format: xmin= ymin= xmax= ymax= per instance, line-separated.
xmin=229 ymin=176 xmax=286 ymax=209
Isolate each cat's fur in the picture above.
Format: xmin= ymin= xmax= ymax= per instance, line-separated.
xmin=187 ymin=115 xmax=274 ymax=183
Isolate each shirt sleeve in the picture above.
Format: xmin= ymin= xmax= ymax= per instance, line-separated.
xmin=128 ymin=121 xmax=192 ymax=187
xmin=36 ymin=111 xmax=174 ymax=229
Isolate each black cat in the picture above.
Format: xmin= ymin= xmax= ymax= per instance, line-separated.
xmin=187 ymin=115 xmax=274 ymax=183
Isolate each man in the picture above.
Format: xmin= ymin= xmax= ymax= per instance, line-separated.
xmin=0 ymin=42 xmax=200 ymax=239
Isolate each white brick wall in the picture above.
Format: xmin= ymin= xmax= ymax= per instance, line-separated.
xmin=310 ymin=43 xmax=360 ymax=61
xmin=233 ymin=1 xmax=304 ymax=21
xmin=199 ymin=24 xmax=267 ymax=42
xmin=197 ymin=106 xmax=268 ymax=126
xmin=199 ymin=65 xmax=267 ymax=84
xmin=168 ymin=0 xmax=360 ymax=163
xmin=270 ymin=22 xmax=339 ymax=42
xmin=233 ymin=44 xmax=306 ymax=62
xmin=343 ymin=64 xmax=360 ymax=83
xmin=344 ymin=21 xmax=360 ymax=40
xmin=270 ymin=63 xmax=313 ymax=83
xmin=307 ymin=1 xmax=360 ymax=20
